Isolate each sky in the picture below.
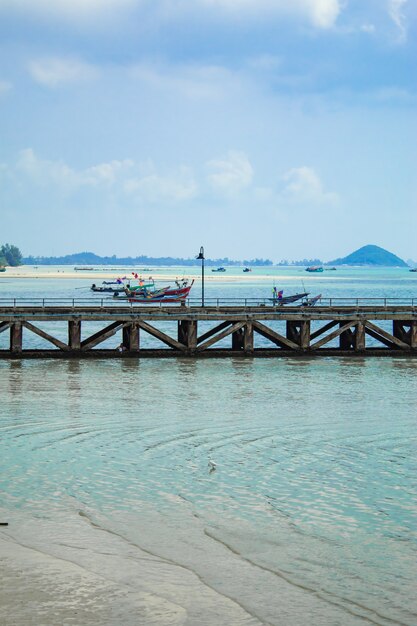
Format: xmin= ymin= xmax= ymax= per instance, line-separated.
xmin=0 ymin=0 xmax=416 ymax=262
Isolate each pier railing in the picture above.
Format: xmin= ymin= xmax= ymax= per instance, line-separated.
xmin=0 ymin=297 xmax=416 ymax=309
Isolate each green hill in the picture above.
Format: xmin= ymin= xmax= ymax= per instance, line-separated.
xmin=329 ymin=245 xmax=408 ymax=267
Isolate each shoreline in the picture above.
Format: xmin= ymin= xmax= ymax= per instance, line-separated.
xmin=0 ymin=266 xmax=341 ymax=282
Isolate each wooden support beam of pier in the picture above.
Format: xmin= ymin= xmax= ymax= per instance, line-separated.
xmin=355 ymin=322 xmax=366 ymax=351
xmin=10 ymin=322 xmax=22 ymax=353
xmin=197 ymin=321 xmax=245 ymax=352
xmin=178 ymin=320 xmax=197 ymax=350
xmin=123 ymin=323 xmax=140 ymax=352
xmin=310 ymin=320 xmax=339 ymax=341
xmin=244 ymin=322 xmax=254 ymax=353
xmin=310 ymin=321 xmax=356 ymax=350
xmin=22 ymin=321 xmax=70 ymax=351
xmin=137 ymin=320 xmax=186 ymax=351
xmin=68 ymin=320 xmax=81 ymax=350
xmin=393 ymin=321 xmax=410 ymax=344
xmin=0 ymin=321 xmax=11 ymax=334
xmin=364 ymin=321 xmax=410 ymax=351
xmin=252 ymin=320 xmax=299 ymax=350
xmin=232 ymin=326 xmax=245 ymax=350
xmin=411 ymin=322 xmax=417 ymax=349
xmin=339 ymin=323 xmax=355 ymax=350
xmin=197 ymin=321 xmax=231 ymax=345
xmin=393 ymin=321 xmax=417 ymax=349
xmin=81 ymin=321 xmax=124 ymax=351
xmin=286 ymin=321 xmax=311 ymax=348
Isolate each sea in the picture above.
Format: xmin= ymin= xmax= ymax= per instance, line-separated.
xmin=0 ymin=266 xmax=416 ymax=625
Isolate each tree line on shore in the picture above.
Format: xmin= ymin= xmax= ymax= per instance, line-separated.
xmin=0 ymin=243 xmax=23 ymax=267
xmin=23 ymin=252 xmax=274 ymax=266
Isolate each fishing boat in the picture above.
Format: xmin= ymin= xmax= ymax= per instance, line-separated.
xmin=409 ymin=268 xmax=417 ymax=272
xmin=123 ymin=279 xmax=155 ymax=296
xmin=90 ymin=283 xmax=126 ymax=293
xmin=128 ymin=280 xmax=194 ymax=303
xmin=212 ymin=267 xmax=226 ymax=272
xmin=300 ymin=294 xmax=321 ymax=307
xmin=305 ymin=266 xmax=323 ymax=273
xmin=270 ymin=288 xmax=309 ymax=305
xmin=243 ymin=267 xmax=252 ymax=272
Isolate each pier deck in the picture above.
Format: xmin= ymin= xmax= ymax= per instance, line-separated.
xmin=0 ymin=300 xmax=416 ymax=358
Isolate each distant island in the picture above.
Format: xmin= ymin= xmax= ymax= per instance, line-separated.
xmin=328 ymin=245 xmax=408 ymax=267
xmin=17 ymin=244 xmax=411 ymax=268
xmin=23 ymin=252 xmax=273 ymax=267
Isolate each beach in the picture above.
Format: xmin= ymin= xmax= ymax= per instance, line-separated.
xmin=0 ymin=265 xmax=341 ymax=283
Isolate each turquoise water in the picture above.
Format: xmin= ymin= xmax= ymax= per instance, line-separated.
xmin=0 ymin=268 xmax=416 ymax=624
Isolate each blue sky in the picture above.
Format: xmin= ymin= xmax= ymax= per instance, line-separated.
xmin=0 ymin=0 xmax=415 ymax=261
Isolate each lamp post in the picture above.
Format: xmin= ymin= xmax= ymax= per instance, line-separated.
xmin=197 ymin=246 xmax=205 ymax=307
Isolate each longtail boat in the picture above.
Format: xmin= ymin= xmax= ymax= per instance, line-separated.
xmin=300 ymin=294 xmax=321 ymax=307
xmin=91 ymin=284 xmax=125 ymax=293
xmin=128 ymin=280 xmax=194 ymax=303
xmin=270 ymin=288 xmax=309 ymax=305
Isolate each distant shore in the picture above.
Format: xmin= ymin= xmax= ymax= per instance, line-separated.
xmin=0 ymin=266 xmax=262 ymax=281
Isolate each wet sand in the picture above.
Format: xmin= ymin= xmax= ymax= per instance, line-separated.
xmin=0 ymin=510 xmax=263 ymax=626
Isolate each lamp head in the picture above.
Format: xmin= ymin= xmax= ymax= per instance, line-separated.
xmin=196 ymin=246 xmax=205 ymax=260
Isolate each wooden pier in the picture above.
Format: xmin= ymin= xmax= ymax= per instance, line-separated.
xmin=0 ymin=302 xmax=416 ymax=358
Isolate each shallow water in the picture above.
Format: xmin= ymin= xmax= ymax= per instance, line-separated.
xmin=1 ymin=357 xmax=416 ymax=625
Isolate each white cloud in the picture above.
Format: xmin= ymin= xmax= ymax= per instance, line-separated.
xmin=196 ymin=0 xmax=342 ymax=28
xmin=28 ymin=57 xmax=99 ymax=87
xmin=388 ymin=0 xmax=408 ymax=42
xmin=130 ymin=62 xmax=236 ymax=100
xmin=360 ymin=23 xmax=376 ymax=34
xmin=0 ymin=0 xmax=342 ymax=29
xmin=16 ymin=149 xmax=134 ymax=189
xmin=14 ymin=149 xmax=196 ymax=203
xmin=281 ymin=166 xmax=339 ymax=205
xmin=0 ymin=0 xmax=136 ymax=21
xmin=207 ymin=151 xmax=254 ymax=194
xmin=124 ymin=166 xmax=197 ymax=202
xmin=85 ymin=160 xmax=135 ymax=185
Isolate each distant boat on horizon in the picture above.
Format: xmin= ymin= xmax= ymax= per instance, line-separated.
xmin=212 ymin=267 xmax=226 ymax=272
xmin=243 ymin=267 xmax=252 ymax=272
xmin=306 ymin=266 xmax=324 ymax=273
